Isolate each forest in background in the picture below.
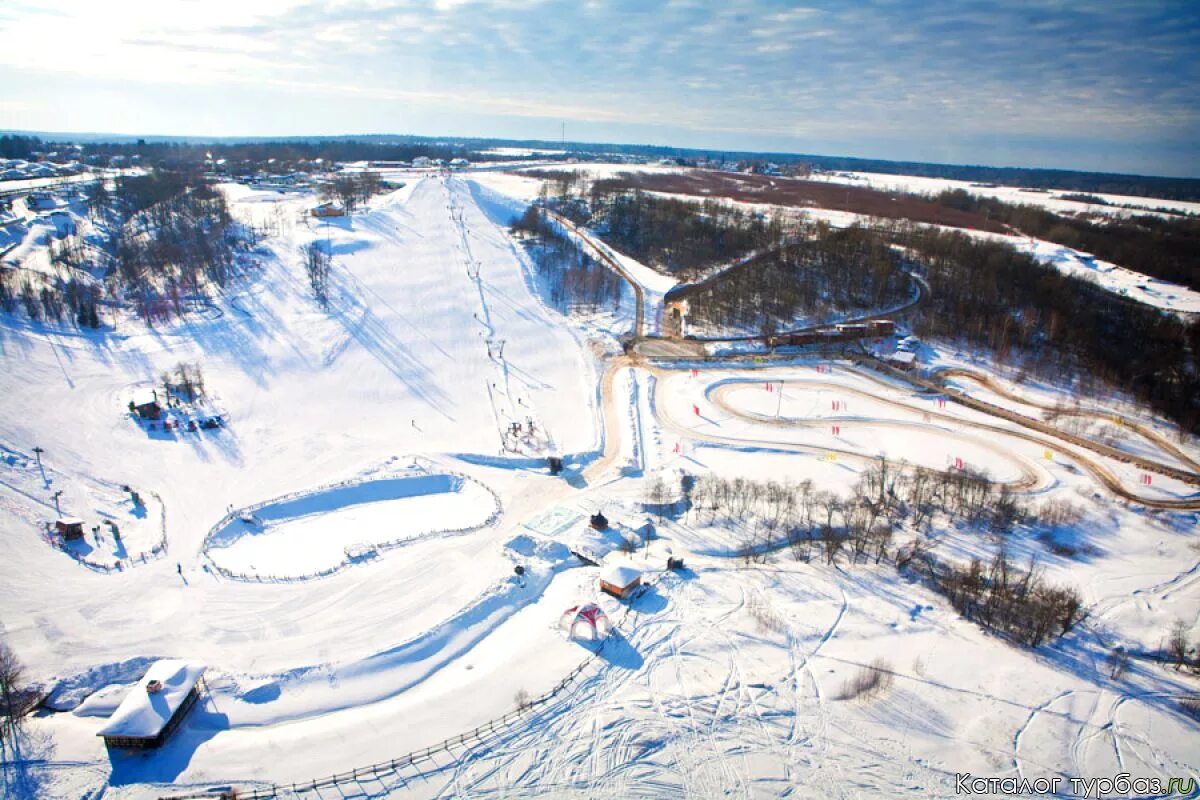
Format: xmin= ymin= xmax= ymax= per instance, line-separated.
xmin=930 ymin=188 xmax=1200 ymax=291
xmin=537 ymin=183 xmax=1199 ymax=432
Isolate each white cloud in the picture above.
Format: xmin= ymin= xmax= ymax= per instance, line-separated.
xmin=0 ymin=0 xmax=1195 ymax=174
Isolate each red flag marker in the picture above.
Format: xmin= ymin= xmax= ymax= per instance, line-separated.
xmin=693 ymin=405 xmax=701 ymax=416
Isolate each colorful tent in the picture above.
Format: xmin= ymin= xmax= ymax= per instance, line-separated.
xmin=559 ymin=603 xmax=611 ymax=641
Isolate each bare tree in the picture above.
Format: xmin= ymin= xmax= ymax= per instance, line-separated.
xmin=303 ymin=241 xmax=332 ymax=307
xmin=1168 ymin=620 xmax=1190 ymax=670
xmin=0 ymin=640 xmax=25 ymax=749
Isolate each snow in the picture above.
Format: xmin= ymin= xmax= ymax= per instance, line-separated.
xmin=813 ymin=169 xmax=1200 ymax=218
xmin=205 ymin=471 xmax=500 ymax=579
xmin=623 ymin=175 xmax=1200 ymax=316
xmin=480 ymin=147 xmax=568 ymax=157
xmin=95 ymin=660 xmax=205 ymax=739
xmin=3 ymin=158 xmax=1199 ymax=800
xmin=599 ymin=563 xmax=642 ymax=588
xmin=130 ymin=388 xmax=158 ymax=407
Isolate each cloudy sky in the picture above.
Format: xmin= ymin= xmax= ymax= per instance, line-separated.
xmin=1 ymin=0 xmax=1197 ymax=176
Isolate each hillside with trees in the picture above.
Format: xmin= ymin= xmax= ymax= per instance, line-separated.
xmin=1 ymin=170 xmax=247 ymax=325
xmin=930 ymin=188 xmax=1200 ymax=291
xmin=510 ymin=206 xmax=624 ymax=316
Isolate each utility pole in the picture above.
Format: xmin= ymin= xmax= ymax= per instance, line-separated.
xmin=33 ymin=445 xmax=48 ymax=485
xmin=52 ymin=490 xmax=63 ymax=514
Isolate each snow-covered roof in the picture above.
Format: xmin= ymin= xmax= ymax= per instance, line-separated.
xmin=600 ymin=564 xmax=642 ymax=588
xmin=96 ymin=660 xmax=206 ymax=739
xmin=131 ymin=388 xmax=158 ymax=407
xmin=57 ymin=516 xmax=84 ymax=526
xmin=888 ymin=351 xmax=917 ymax=365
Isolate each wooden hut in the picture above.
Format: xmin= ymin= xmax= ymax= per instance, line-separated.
xmin=97 ymin=660 xmax=206 ymax=749
xmin=131 ymin=388 xmax=161 ymax=420
xmin=589 ymin=511 xmax=609 ymax=530
xmin=599 ymin=564 xmax=643 ymax=599
xmin=55 ymin=517 xmax=84 ymax=540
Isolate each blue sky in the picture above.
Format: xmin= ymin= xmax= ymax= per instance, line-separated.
xmin=1 ymin=0 xmax=1197 ymax=176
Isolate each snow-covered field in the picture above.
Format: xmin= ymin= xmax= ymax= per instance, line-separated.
xmin=813 ymin=170 xmax=1200 ymax=218
xmin=2 ymin=169 xmax=1199 ymax=800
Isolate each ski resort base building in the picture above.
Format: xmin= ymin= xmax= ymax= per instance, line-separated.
xmin=97 ymin=660 xmax=207 ymax=749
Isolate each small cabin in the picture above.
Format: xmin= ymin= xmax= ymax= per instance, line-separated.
xmin=55 ymin=517 xmax=85 ymax=540
xmin=131 ymin=388 xmax=161 ymax=420
xmin=599 ymin=564 xmax=643 ymax=599
xmin=886 ymin=350 xmax=917 ymax=370
xmin=97 ymin=660 xmax=206 ymax=749
xmin=589 ymin=511 xmax=609 ymax=530
xmin=867 ymin=319 xmax=895 ymax=336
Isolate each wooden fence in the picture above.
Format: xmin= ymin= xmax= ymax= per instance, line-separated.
xmin=201 ymin=466 xmax=500 ymax=584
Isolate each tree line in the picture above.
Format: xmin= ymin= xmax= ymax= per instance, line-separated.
xmin=1 ymin=135 xmax=485 ymax=175
xmin=649 ymin=459 xmax=1083 ymax=649
xmin=543 ymin=186 xmax=784 ymax=278
xmin=682 ymin=221 xmax=912 ymax=335
xmin=898 ymin=222 xmax=1200 ymax=433
xmin=605 ymin=187 xmax=1198 ymax=432
xmin=510 ymin=206 xmax=624 ymax=316
xmin=931 ymin=188 xmax=1200 ymax=291
xmin=1 ymin=169 xmax=248 ymax=327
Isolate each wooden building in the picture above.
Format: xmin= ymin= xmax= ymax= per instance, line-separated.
xmin=130 ymin=388 xmax=161 ymax=420
xmin=55 ymin=517 xmax=84 ymax=540
xmin=97 ymin=660 xmax=206 ymax=749
xmin=599 ymin=564 xmax=643 ymax=599
xmin=885 ymin=350 xmax=917 ymax=370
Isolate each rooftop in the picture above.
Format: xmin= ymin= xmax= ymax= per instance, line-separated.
xmin=96 ymin=659 xmax=206 ymax=739
xmin=131 ymin=388 xmax=158 ymax=407
xmin=600 ymin=564 xmax=642 ymax=588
